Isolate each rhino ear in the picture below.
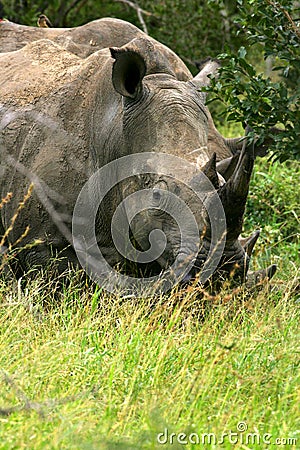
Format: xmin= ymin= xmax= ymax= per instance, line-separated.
xmin=110 ymin=47 xmax=146 ymax=99
xmin=190 ymin=58 xmax=220 ymax=101
xmin=193 ymin=58 xmax=220 ymax=86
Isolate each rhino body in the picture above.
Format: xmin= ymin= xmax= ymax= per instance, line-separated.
xmin=0 ymin=19 xmax=274 ymax=289
xmin=0 ymin=18 xmax=242 ymax=161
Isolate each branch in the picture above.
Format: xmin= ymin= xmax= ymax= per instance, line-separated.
xmin=114 ymin=0 xmax=153 ymax=34
xmin=56 ymin=0 xmax=88 ymax=27
xmin=136 ymin=6 xmax=148 ymax=34
xmin=0 ymin=370 xmax=79 ymax=417
xmin=265 ymin=0 xmax=300 ymax=39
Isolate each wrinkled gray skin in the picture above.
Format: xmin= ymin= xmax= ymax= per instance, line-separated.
xmin=0 ymin=18 xmax=249 ymax=160
xmin=0 ymin=19 xmax=276 ymax=285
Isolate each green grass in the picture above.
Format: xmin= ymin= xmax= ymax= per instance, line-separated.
xmin=0 ymin=278 xmax=299 ymax=449
xmin=0 ymin=157 xmax=299 ymax=450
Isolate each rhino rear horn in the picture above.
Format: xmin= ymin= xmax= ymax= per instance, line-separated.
xmin=110 ymin=47 xmax=146 ymax=99
xmin=219 ymin=138 xmax=255 ymax=240
xmin=216 ymin=152 xmax=240 ymax=181
xmin=201 ymin=152 xmax=219 ymax=189
xmin=239 ymin=230 xmax=260 ymax=257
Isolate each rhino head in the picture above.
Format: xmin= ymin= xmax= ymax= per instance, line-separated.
xmin=112 ymin=143 xmax=270 ymax=290
xmin=82 ymin=39 xmax=276 ymax=291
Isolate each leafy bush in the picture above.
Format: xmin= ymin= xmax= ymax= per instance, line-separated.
xmin=207 ymin=0 xmax=300 ymax=161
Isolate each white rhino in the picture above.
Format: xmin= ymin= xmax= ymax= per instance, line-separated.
xmin=0 ymin=18 xmax=276 ymax=290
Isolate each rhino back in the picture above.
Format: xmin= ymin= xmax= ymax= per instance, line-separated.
xmin=1 ymin=18 xmax=191 ymax=81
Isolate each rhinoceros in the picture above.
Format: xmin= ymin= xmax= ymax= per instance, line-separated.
xmin=0 ymin=18 xmax=276 ymax=292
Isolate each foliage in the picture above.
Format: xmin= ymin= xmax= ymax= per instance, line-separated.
xmin=1 ymin=0 xmax=116 ymax=27
xmin=127 ymin=0 xmax=244 ymax=71
xmin=207 ymin=0 xmax=300 ymax=161
xmin=246 ymin=158 xmax=299 ymax=242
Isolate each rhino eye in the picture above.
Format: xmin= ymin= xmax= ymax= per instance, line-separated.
xmin=152 ymin=188 xmax=162 ymax=201
xmin=152 ymin=180 xmax=168 ymax=205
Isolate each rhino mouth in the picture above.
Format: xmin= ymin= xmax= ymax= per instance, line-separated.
xmin=172 ymin=240 xmax=276 ymax=288
xmin=184 ymin=248 xmax=249 ymax=284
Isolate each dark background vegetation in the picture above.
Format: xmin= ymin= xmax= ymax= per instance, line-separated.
xmin=0 ymin=0 xmax=243 ymax=58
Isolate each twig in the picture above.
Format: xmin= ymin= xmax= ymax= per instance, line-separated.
xmin=136 ymin=7 xmax=148 ymax=34
xmin=73 ymin=0 xmax=88 ymax=20
xmin=265 ymin=0 xmax=300 ymax=39
xmin=114 ymin=0 xmax=152 ymax=34
xmin=114 ymin=0 xmax=152 ymax=16
xmin=56 ymin=0 xmax=86 ymax=27
xmin=0 ymin=184 xmax=33 ymax=249
xmin=63 ymin=0 xmax=88 ymax=27
xmin=0 ymin=370 xmax=89 ymax=417
xmin=1 ymin=153 xmax=74 ymax=247
xmin=64 ymin=0 xmax=84 ymax=17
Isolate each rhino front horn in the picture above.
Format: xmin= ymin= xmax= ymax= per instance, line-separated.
xmin=218 ymin=137 xmax=254 ymax=240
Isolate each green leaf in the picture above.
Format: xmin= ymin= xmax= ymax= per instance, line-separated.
xmin=238 ymin=46 xmax=247 ymax=58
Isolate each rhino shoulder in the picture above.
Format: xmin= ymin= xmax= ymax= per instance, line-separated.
xmin=0 ymin=39 xmax=110 ymax=107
